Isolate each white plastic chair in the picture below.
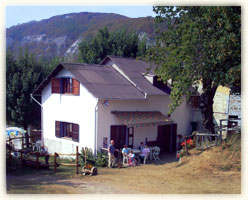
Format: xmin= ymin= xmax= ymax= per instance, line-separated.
xmin=33 ymin=140 xmax=41 ymax=152
xmin=123 ymin=154 xmax=129 ymax=165
xmin=153 ymin=146 xmax=160 ymax=160
xmin=122 ymin=148 xmax=131 ymax=166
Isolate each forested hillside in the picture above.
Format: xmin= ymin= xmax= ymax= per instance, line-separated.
xmin=6 ymin=12 xmax=155 ymax=61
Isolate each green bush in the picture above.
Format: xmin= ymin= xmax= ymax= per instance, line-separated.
xmin=81 ymin=147 xmax=108 ymax=167
xmin=95 ymin=152 xmax=108 ymax=167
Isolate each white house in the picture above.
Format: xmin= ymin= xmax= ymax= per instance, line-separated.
xmin=32 ymin=56 xmax=194 ymax=155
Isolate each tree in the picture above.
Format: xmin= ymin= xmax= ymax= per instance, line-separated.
xmin=6 ymin=49 xmax=51 ymax=130
xmin=78 ymin=27 xmax=148 ymax=64
xmin=147 ymin=6 xmax=241 ymax=133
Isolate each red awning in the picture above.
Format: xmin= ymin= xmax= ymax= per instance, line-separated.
xmin=111 ymin=111 xmax=173 ymax=128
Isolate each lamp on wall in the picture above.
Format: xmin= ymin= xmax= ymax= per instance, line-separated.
xmin=103 ymin=100 xmax=109 ymax=108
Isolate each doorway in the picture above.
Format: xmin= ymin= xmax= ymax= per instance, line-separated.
xmin=110 ymin=125 xmax=127 ymax=150
xmin=157 ymin=124 xmax=177 ymax=152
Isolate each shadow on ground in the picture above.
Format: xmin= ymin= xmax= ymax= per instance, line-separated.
xmin=143 ymin=152 xmax=177 ymax=166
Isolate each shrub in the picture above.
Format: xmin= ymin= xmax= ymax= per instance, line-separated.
xmin=81 ymin=147 xmax=108 ymax=167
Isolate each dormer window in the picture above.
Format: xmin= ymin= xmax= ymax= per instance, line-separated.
xmin=153 ymin=76 xmax=171 ymax=93
xmin=51 ymin=77 xmax=80 ymax=95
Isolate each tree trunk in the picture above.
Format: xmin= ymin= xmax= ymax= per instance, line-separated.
xmin=200 ymin=81 xmax=218 ymax=134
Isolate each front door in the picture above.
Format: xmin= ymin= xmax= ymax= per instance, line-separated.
xmin=157 ymin=124 xmax=177 ymax=152
xmin=110 ymin=125 xmax=127 ymax=150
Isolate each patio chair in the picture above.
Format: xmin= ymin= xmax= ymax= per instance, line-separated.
xmin=153 ymin=146 xmax=160 ymax=161
xmin=122 ymin=148 xmax=131 ymax=166
xmin=123 ymin=154 xmax=129 ymax=165
xmin=32 ymin=140 xmax=41 ymax=152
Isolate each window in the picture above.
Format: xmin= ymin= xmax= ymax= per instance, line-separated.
xmin=153 ymin=76 xmax=171 ymax=94
xmin=51 ymin=77 xmax=80 ymax=95
xmin=128 ymin=127 xmax=134 ymax=148
xmin=55 ymin=121 xmax=79 ymax=142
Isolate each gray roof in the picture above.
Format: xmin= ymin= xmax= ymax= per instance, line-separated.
xmin=32 ymin=63 xmax=145 ymax=100
xmin=100 ymin=56 xmax=170 ymax=96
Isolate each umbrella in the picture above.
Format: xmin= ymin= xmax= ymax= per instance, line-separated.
xmin=6 ymin=127 xmax=26 ymax=137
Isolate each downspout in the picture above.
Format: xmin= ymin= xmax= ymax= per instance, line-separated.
xmin=30 ymin=94 xmax=43 ymax=144
xmin=94 ymin=98 xmax=99 ymax=156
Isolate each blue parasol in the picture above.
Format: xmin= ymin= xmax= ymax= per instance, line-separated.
xmin=6 ymin=127 xmax=26 ymax=137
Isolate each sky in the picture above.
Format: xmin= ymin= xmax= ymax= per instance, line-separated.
xmin=6 ymin=6 xmax=156 ymax=28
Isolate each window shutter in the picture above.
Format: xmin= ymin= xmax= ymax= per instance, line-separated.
xmin=72 ymin=123 xmax=79 ymax=142
xmin=72 ymin=79 xmax=80 ymax=95
xmin=51 ymin=78 xmax=61 ymax=94
xmin=60 ymin=122 xmax=64 ymax=137
xmin=55 ymin=121 xmax=61 ymax=138
xmin=60 ymin=78 xmax=64 ymax=93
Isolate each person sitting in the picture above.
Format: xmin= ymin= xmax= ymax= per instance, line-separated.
xmin=138 ymin=142 xmax=145 ymax=151
xmin=139 ymin=145 xmax=150 ymax=164
xmin=121 ymin=145 xmax=129 ymax=165
xmin=40 ymin=146 xmax=49 ymax=165
xmin=128 ymin=150 xmax=137 ymax=166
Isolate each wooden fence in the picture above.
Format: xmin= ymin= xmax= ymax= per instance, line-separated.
xmin=193 ymin=133 xmax=221 ymax=150
xmin=6 ymin=144 xmax=81 ymax=174
xmin=180 ymin=132 xmax=221 ymax=156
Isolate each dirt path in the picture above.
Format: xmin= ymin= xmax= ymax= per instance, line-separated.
xmin=7 ymin=174 xmax=131 ymax=194
xmin=6 ymin=148 xmax=241 ymax=194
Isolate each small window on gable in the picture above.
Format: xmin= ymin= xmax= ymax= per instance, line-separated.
xmin=153 ymin=76 xmax=166 ymax=88
xmin=55 ymin=121 xmax=79 ymax=142
xmin=51 ymin=77 xmax=80 ymax=95
xmin=153 ymin=76 xmax=171 ymax=94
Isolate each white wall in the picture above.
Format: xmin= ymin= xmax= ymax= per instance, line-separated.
xmin=42 ymin=69 xmax=97 ymax=155
xmin=96 ymin=95 xmax=193 ymax=151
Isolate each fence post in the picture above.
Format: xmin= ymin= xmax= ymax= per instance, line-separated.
xmin=36 ymin=152 xmax=39 ymax=169
xmin=206 ymin=136 xmax=209 ymax=148
xmin=54 ymin=152 xmax=57 ymax=173
xmin=76 ymin=146 xmax=79 ymax=174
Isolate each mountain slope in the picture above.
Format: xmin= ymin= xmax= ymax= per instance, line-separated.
xmin=6 ymin=12 xmax=155 ymax=61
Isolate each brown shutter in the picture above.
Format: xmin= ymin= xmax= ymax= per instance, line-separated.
xmin=72 ymin=78 xmax=80 ymax=95
xmin=51 ymin=78 xmax=61 ymax=94
xmin=55 ymin=121 xmax=61 ymax=138
xmin=72 ymin=123 xmax=79 ymax=142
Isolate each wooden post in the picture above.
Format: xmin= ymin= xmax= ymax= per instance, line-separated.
xmin=21 ymin=136 xmax=24 ymax=149
xmin=185 ymin=138 xmax=188 ymax=156
xmin=36 ymin=152 xmax=39 ymax=169
xmin=76 ymin=146 xmax=79 ymax=174
xmin=54 ymin=153 xmax=57 ymax=173
xmin=195 ymin=135 xmax=198 ymax=148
